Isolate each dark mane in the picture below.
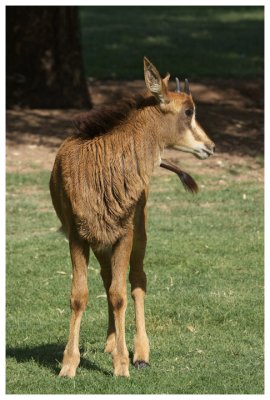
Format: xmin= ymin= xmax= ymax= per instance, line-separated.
xmin=73 ymin=93 xmax=157 ymax=139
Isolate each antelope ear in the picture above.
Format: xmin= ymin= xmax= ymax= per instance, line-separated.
xmin=143 ymin=57 xmax=169 ymax=104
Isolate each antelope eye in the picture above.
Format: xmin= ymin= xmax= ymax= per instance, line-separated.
xmin=185 ymin=108 xmax=194 ymax=117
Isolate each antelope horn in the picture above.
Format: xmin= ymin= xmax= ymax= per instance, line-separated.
xmin=160 ymin=158 xmax=198 ymax=194
xmin=184 ymin=78 xmax=190 ymax=95
xmin=175 ymin=77 xmax=181 ymax=93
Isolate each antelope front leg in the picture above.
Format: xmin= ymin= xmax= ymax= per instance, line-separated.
xmin=92 ymin=246 xmax=116 ymax=354
xmin=59 ymin=232 xmax=89 ymax=378
xmin=109 ymin=229 xmax=133 ymax=377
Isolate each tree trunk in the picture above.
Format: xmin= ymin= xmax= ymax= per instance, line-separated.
xmin=6 ymin=6 xmax=92 ymax=109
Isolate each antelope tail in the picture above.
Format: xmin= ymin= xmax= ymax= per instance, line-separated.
xmin=160 ymin=159 xmax=199 ymax=194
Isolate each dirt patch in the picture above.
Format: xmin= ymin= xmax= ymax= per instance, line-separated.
xmin=6 ymin=79 xmax=264 ymax=180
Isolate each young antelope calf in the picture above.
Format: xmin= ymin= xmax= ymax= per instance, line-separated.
xmin=50 ymin=57 xmax=215 ymax=378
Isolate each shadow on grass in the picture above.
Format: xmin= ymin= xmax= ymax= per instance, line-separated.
xmin=6 ymin=343 xmax=113 ymax=377
xmin=79 ymin=6 xmax=264 ymax=80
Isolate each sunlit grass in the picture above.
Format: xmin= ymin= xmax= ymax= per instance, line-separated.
xmin=6 ymin=163 xmax=263 ymax=394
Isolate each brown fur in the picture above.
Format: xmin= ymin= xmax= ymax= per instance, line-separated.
xmin=50 ymin=57 xmax=215 ymax=378
xmin=50 ymin=95 xmax=162 ymax=247
xmin=73 ymin=94 xmax=158 ymax=139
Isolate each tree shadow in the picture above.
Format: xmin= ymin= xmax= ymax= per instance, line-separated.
xmin=197 ymin=100 xmax=264 ymax=157
xmin=6 ymin=343 xmax=113 ymax=377
xmin=79 ymin=6 xmax=264 ymax=80
xmin=7 ymin=79 xmax=264 ymax=163
xmin=6 ymin=109 xmax=77 ymax=149
xmin=6 ymin=79 xmax=264 ymax=159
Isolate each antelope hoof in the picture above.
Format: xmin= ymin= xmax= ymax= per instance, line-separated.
xmin=113 ymin=355 xmax=130 ymax=377
xmin=114 ymin=362 xmax=130 ymax=378
xmin=59 ymin=350 xmax=80 ymax=378
xmin=134 ymin=360 xmax=150 ymax=369
xmin=113 ymin=351 xmax=130 ymax=377
xmin=59 ymin=364 xmax=77 ymax=378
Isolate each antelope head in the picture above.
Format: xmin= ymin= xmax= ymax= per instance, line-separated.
xmin=144 ymin=57 xmax=215 ymax=160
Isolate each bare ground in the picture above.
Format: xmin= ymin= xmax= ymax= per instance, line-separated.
xmin=6 ymin=79 xmax=264 ymax=183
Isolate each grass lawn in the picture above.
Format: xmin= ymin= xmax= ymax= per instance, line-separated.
xmin=5 ymin=3 xmax=264 ymax=395
xmin=6 ymin=160 xmax=264 ymax=394
xmin=79 ymin=6 xmax=264 ymax=79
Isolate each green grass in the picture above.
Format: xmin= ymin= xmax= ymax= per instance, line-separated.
xmin=6 ymin=164 xmax=264 ymax=394
xmin=79 ymin=6 xmax=264 ymax=79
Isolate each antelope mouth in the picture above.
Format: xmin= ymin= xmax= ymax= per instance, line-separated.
xmin=172 ymin=145 xmax=214 ymax=160
xmin=194 ymin=148 xmax=214 ymax=160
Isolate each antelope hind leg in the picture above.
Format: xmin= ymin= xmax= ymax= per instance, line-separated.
xmin=129 ymin=192 xmax=150 ymax=368
xmin=109 ymin=229 xmax=133 ymax=377
xmin=59 ymin=232 xmax=89 ymax=378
